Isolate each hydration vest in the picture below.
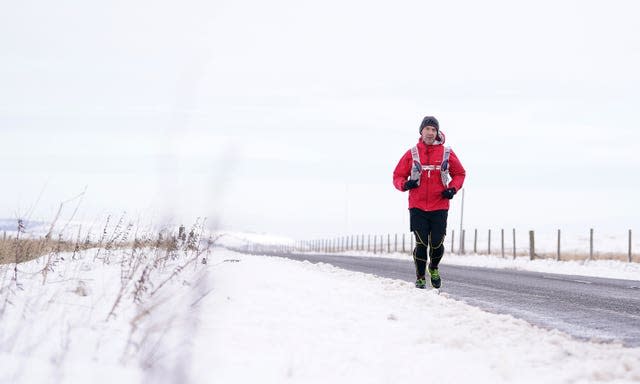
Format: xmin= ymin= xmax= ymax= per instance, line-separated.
xmin=409 ymin=145 xmax=451 ymax=187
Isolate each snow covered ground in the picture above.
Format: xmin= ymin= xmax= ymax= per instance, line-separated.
xmin=1 ymin=243 xmax=639 ymax=383
xmin=202 ymin=250 xmax=640 ymax=384
xmin=0 ymin=243 xmax=212 ymax=384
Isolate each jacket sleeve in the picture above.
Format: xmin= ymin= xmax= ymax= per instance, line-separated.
xmin=448 ymin=149 xmax=466 ymax=192
xmin=393 ymin=150 xmax=412 ymax=191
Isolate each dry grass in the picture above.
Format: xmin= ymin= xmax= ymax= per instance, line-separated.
xmin=0 ymin=222 xmax=203 ymax=267
xmin=460 ymin=249 xmax=638 ymax=263
xmin=0 ymin=215 xmax=217 ymax=373
xmin=0 ymin=236 xmax=79 ymax=265
xmin=530 ymin=251 xmax=638 ymax=263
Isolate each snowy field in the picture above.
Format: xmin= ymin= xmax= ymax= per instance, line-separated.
xmin=1 ymin=243 xmax=639 ymax=383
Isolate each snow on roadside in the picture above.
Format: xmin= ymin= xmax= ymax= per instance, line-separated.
xmin=445 ymin=253 xmax=640 ymax=281
xmin=320 ymin=250 xmax=640 ymax=281
xmin=193 ymin=249 xmax=640 ymax=384
xmin=0 ymin=246 xmax=211 ymax=384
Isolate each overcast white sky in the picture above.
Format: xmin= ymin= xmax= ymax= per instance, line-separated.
xmin=1 ymin=0 xmax=639 ymax=239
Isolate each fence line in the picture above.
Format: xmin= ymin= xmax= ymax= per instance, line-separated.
xmin=236 ymin=228 xmax=637 ymax=263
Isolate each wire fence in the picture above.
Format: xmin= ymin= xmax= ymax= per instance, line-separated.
xmin=233 ymin=228 xmax=638 ymax=263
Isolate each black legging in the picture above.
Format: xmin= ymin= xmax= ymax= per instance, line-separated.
xmin=410 ymin=208 xmax=448 ymax=278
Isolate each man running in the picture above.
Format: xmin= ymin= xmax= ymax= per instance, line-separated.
xmin=393 ymin=116 xmax=466 ymax=289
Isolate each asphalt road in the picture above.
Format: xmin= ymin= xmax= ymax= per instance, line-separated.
xmin=258 ymin=251 xmax=640 ymax=347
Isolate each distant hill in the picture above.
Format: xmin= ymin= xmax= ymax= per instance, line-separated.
xmin=0 ymin=218 xmax=48 ymax=234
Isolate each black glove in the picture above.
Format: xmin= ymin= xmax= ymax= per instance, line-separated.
xmin=441 ymin=187 xmax=456 ymax=199
xmin=403 ymin=180 xmax=419 ymax=191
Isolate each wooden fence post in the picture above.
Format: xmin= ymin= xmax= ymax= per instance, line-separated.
xmin=557 ymin=229 xmax=561 ymax=261
xmin=512 ymin=228 xmax=516 ymax=259
xmin=589 ymin=228 xmax=594 ymax=261
xmin=410 ymin=235 xmax=414 ymax=254
xmin=629 ymin=229 xmax=632 ymax=263
xmin=529 ymin=230 xmax=535 ymax=260
xmin=402 ymin=233 xmax=405 ymax=253
xmin=394 ymin=233 xmax=398 ymax=252
xmin=501 ymin=229 xmax=505 ymax=258
xmin=451 ymin=230 xmax=455 ymax=253
xmin=473 ymin=229 xmax=477 ymax=254
xmin=461 ymin=230 xmax=466 ymax=255
xmin=488 ymin=229 xmax=491 ymax=255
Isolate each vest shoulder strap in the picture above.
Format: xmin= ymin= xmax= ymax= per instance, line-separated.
xmin=441 ymin=146 xmax=452 ymax=187
xmin=409 ymin=146 xmax=422 ymax=183
xmin=442 ymin=146 xmax=451 ymax=167
xmin=410 ymin=146 xmax=420 ymax=163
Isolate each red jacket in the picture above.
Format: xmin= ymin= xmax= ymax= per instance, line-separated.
xmin=393 ymin=133 xmax=466 ymax=211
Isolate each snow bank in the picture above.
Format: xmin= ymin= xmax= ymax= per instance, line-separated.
xmin=196 ymin=250 xmax=640 ymax=383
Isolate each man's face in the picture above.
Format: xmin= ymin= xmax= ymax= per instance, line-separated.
xmin=421 ymin=126 xmax=438 ymax=144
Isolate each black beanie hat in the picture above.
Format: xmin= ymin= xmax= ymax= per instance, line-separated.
xmin=419 ymin=116 xmax=439 ymax=133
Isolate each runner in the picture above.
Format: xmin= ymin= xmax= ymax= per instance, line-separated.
xmin=393 ymin=116 xmax=466 ymax=289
